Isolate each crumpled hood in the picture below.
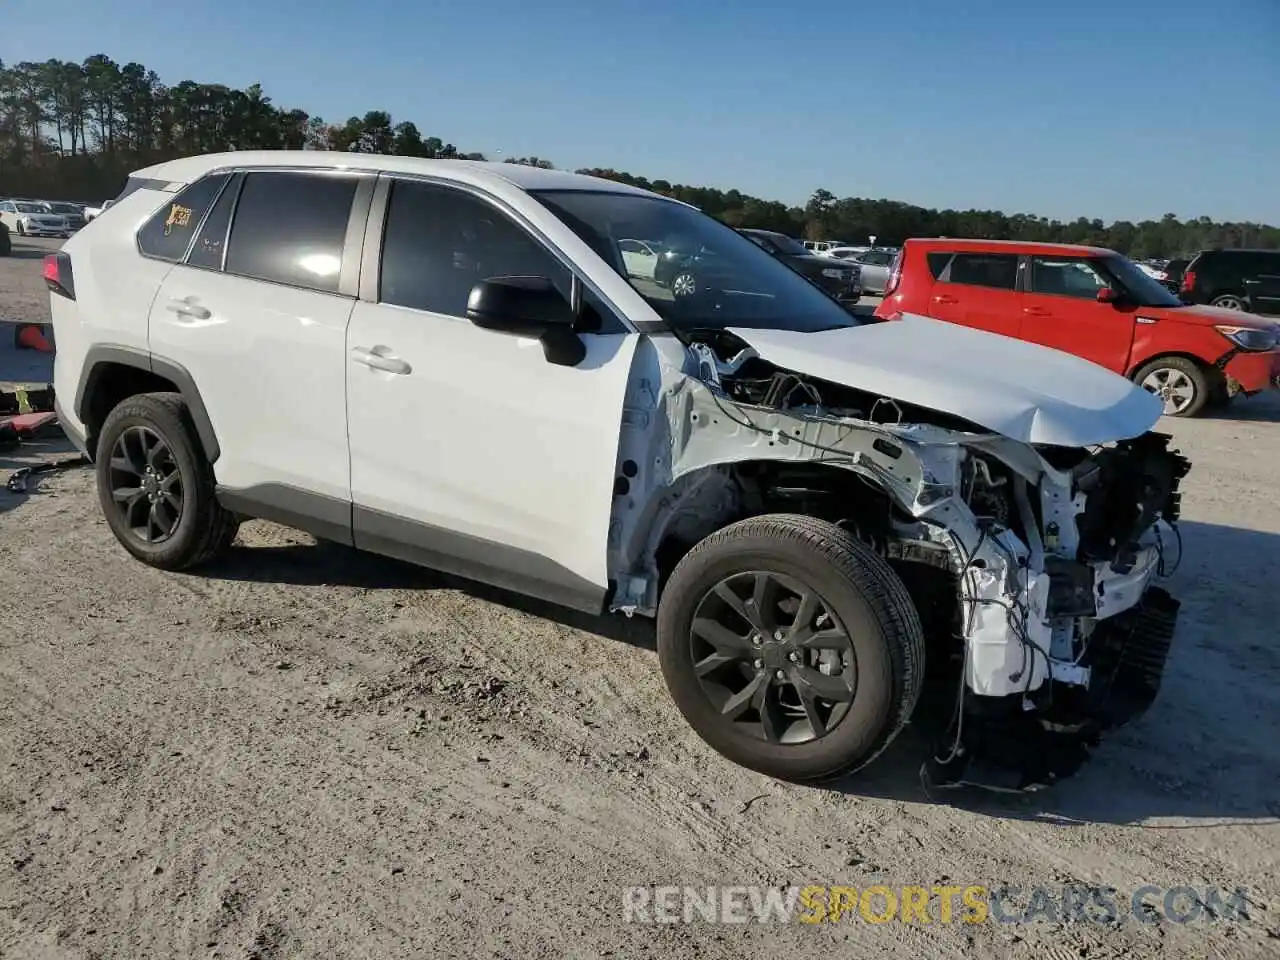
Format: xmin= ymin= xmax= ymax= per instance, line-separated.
xmin=727 ymin=313 xmax=1163 ymax=447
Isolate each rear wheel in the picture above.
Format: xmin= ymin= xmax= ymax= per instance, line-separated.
xmin=1135 ymin=356 xmax=1210 ymax=417
xmin=656 ymin=514 xmax=924 ymax=782
xmin=95 ymin=392 xmax=238 ymax=570
xmin=1210 ymin=293 xmax=1246 ymax=311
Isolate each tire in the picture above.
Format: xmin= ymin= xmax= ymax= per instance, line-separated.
xmin=656 ymin=514 xmax=925 ymax=783
xmin=1133 ymin=356 xmax=1210 ymax=418
xmin=1210 ymin=293 xmax=1246 ymax=311
xmin=15 ymin=222 xmax=25 ymax=237
xmin=670 ymin=270 xmax=698 ymax=298
xmin=95 ymin=392 xmax=239 ymax=570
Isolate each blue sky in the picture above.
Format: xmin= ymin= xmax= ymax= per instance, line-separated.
xmin=4 ymin=0 xmax=1278 ymax=223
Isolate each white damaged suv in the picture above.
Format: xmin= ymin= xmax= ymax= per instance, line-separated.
xmin=49 ymin=152 xmax=1190 ymax=789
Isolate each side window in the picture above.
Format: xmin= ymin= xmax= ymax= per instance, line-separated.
xmin=926 ymin=252 xmax=951 ymax=278
xmin=862 ymin=251 xmax=892 ymax=266
xmin=136 ymin=174 xmax=230 ymax=263
xmin=0 ymin=202 xmax=13 ymax=213
xmin=379 ymin=180 xmax=571 ymax=317
xmin=1029 ymin=257 xmax=1108 ymax=299
xmin=186 ymin=173 xmax=242 ymax=270
xmin=619 ymin=239 xmax=642 ymax=254
xmin=944 ymin=253 xmax=1019 ymax=291
xmin=224 ymin=171 xmax=358 ymax=293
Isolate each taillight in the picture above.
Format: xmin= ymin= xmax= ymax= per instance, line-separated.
xmin=883 ymin=250 xmax=904 ymax=295
xmin=1179 ymin=269 xmax=1195 ymax=295
xmin=43 ymin=253 xmax=75 ymax=300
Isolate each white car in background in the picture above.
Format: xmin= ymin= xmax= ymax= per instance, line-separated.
xmin=84 ymin=199 xmax=117 ymax=221
xmin=619 ymin=238 xmax=662 ymax=279
xmin=0 ymin=199 xmax=70 ymax=237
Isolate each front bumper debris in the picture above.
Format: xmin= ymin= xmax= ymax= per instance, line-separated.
xmin=925 ymin=586 xmax=1181 ymax=792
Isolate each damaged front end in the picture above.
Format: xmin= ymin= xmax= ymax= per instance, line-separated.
xmin=607 ymin=327 xmax=1191 ymax=791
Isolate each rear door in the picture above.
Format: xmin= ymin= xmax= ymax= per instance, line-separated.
xmin=1019 ymin=256 xmax=1135 ymax=373
xmin=147 ymin=168 xmax=370 ymax=517
xmin=924 ymin=252 xmax=1023 ymax=339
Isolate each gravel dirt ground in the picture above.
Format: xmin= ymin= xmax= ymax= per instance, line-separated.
xmin=2 ymin=235 xmax=1279 ymax=959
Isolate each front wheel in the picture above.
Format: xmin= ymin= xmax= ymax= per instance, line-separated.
xmin=15 ymin=222 xmax=25 ymax=237
xmin=656 ymin=514 xmax=925 ymax=783
xmin=95 ymin=392 xmax=239 ymax=570
xmin=1135 ymin=356 xmax=1210 ymax=417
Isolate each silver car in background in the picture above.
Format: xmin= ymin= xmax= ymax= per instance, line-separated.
xmin=830 ymin=246 xmax=895 ymax=294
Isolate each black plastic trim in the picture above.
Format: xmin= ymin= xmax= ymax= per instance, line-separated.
xmin=73 ymin=344 xmax=222 ymax=463
xmin=355 ymin=506 xmax=606 ymax=614
xmin=53 ymin=394 xmax=89 ymax=457
xmin=216 ymin=483 xmax=354 ymax=547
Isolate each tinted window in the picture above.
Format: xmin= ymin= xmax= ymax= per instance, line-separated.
xmin=380 ymin=180 xmax=571 ymax=316
xmin=137 ymin=174 xmax=230 ymax=262
xmin=1029 ymin=257 xmax=1108 ymax=299
xmin=926 ymin=252 xmax=951 ymax=278
xmin=860 ymin=251 xmax=893 ymax=266
xmin=945 ymin=253 xmax=1019 ymax=290
xmin=225 ymin=172 xmax=357 ymax=293
xmin=186 ymin=174 xmax=242 ymax=270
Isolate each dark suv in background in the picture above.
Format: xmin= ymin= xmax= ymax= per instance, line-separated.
xmin=1179 ymin=249 xmax=1280 ymax=315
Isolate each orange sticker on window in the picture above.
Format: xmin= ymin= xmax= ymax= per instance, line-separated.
xmin=163 ymin=203 xmax=193 ymax=236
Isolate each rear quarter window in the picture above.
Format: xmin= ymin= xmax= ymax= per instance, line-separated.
xmin=925 ymin=252 xmax=951 ymax=279
xmin=136 ymin=174 xmax=232 ymax=263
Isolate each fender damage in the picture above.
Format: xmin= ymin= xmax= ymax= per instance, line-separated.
xmin=607 ymin=324 xmax=1191 ymax=790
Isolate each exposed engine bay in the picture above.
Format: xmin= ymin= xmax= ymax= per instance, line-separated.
xmin=606 ymin=328 xmax=1191 ymax=790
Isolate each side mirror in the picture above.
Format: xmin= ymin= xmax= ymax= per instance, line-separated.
xmin=466 ymin=276 xmax=585 ymax=367
xmin=1096 ymin=286 xmax=1120 ymax=304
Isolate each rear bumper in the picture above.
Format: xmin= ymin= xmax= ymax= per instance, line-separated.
xmin=1223 ymin=350 xmax=1280 ymax=395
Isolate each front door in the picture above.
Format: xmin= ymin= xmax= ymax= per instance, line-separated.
xmin=926 ymin=252 xmax=1023 ymax=340
xmin=1019 ymin=256 xmax=1136 ymax=373
xmin=344 ymin=178 xmax=638 ymax=612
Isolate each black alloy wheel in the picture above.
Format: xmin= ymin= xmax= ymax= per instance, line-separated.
xmin=689 ymin=570 xmax=856 ymax=744
xmin=107 ymin=425 xmax=184 ymax=544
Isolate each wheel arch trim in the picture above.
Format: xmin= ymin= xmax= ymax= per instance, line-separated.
xmin=74 ymin=344 xmax=221 ymax=463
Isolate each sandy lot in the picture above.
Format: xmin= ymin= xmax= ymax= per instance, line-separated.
xmin=2 ymin=236 xmax=1279 ymax=959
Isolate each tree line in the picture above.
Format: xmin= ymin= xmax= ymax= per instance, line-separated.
xmin=3 ymin=55 xmax=1276 ymax=259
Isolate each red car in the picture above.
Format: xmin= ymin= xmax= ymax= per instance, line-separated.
xmin=875 ymin=238 xmax=1280 ymax=417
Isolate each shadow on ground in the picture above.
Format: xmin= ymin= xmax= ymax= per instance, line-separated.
xmin=1201 ymin=391 xmax=1280 ymax=422
xmin=0 ymin=247 xmax=51 ymax=261
xmin=198 ymin=516 xmax=1280 ymax=826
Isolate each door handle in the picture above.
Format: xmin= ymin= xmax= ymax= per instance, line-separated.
xmin=351 ymin=346 xmax=412 ymax=375
xmin=165 ymin=297 xmax=211 ymax=320
xmin=933 ymin=294 xmax=958 ymax=305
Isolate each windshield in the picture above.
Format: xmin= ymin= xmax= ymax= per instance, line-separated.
xmin=757 ymin=232 xmax=810 ymax=256
xmin=46 ymin=203 xmax=77 ymax=213
xmin=15 ymin=202 xmax=45 ymax=214
xmin=1102 ymin=255 xmax=1184 ymax=307
xmin=531 ymin=190 xmax=859 ymax=333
